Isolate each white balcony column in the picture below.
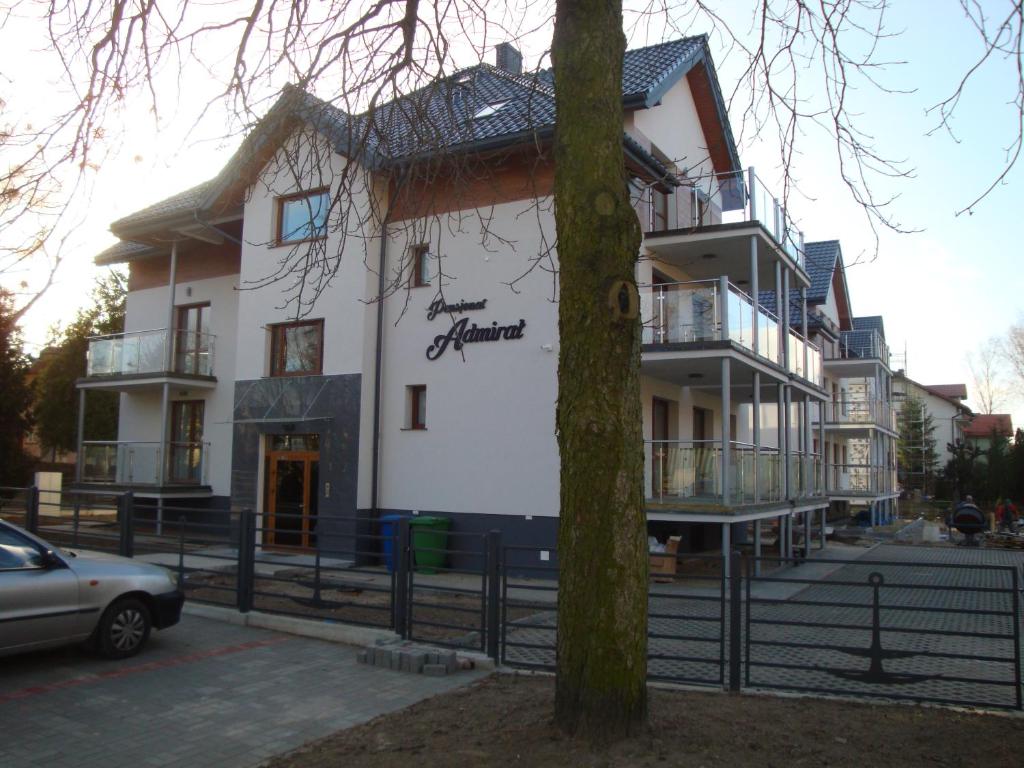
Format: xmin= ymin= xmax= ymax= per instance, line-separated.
xmin=801 ymin=287 xmax=808 ymax=377
xmin=158 ymin=382 xmax=170 ymax=487
xmin=721 ymin=357 xmax=731 ymax=503
xmin=803 ymin=507 xmax=811 ymax=559
xmin=818 ymin=411 xmax=827 ymax=495
xmin=778 ymin=384 xmax=788 ymax=498
xmin=750 ymin=236 xmax=759 ymax=355
xmin=803 ymin=395 xmax=812 ymax=493
xmin=753 ymin=519 xmax=762 ymax=576
xmin=747 ymin=166 xmax=757 ymax=220
xmin=719 ymin=274 xmax=730 ymax=342
xmin=752 ymin=371 xmax=761 ymax=503
xmin=75 ymin=389 xmax=86 ymax=482
xmin=782 ymin=269 xmax=790 ymax=363
xmin=722 ymin=522 xmax=732 ymax=581
xmin=165 ymin=240 xmax=179 ymax=371
xmin=784 ymin=385 xmax=792 ymax=499
xmin=774 ymin=261 xmax=783 ymax=362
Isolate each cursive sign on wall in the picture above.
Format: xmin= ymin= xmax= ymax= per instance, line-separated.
xmin=426 ymin=316 xmax=527 ymax=360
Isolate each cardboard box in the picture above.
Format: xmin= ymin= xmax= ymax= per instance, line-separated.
xmin=649 ymin=536 xmax=682 ymax=581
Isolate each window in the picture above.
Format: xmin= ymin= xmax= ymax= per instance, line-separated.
xmin=269 ymin=320 xmax=324 ymax=377
xmin=649 ymin=188 xmax=668 ymax=232
xmin=411 ymin=245 xmax=431 ymax=288
xmin=277 ymin=189 xmax=329 ymax=244
xmin=170 ymin=400 xmax=205 ymax=484
xmin=473 ymin=102 xmax=508 ymax=119
xmin=408 ymin=385 xmax=427 ymax=430
xmin=0 ymin=525 xmax=45 ymax=570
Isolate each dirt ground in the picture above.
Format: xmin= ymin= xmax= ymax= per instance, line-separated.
xmin=266 ymin=675 xmax=1020 ymax=768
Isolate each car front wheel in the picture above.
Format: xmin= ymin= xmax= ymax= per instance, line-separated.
xmin=96 ymin=597 xmax=152 ymax=659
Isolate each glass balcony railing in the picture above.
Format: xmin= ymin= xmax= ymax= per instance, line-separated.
xmin=837 ymin=329 xmax=890 ymax=367
xmin=788 ymin=453 xmax=824 ymax=499
xmin=668 ymin=167 xmax=806 ymax=271
xmin=80 ymin=441 xmax=209 ymax=486
xmin=645 ymin=440 xmax=784 ymax=505
xmin=640 ymin=279 xmax=819 ymax=384
xmin=640 ymin=279 xmax=792 ymax=370
xmin=86 ymin=329 xmax=216 ymax=378
xmin=821 ymin=399 xmax=896 ymax=431
xmin=827 ymin=464 xmax=897 ymax=495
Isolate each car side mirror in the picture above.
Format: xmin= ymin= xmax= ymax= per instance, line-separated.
xmin=39 ymin=550 xmax=61 ymax=569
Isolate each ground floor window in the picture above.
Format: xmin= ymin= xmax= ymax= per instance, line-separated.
xmin=407 ymin=385 xmax=427 ymax=430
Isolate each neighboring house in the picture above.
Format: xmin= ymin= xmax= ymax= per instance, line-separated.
xmin=963 ymin=413 xmax=1014 ymax=453
xmin=892 ymin=374 xmax=973 ymax=478
xmin=764 ymin=240 xmax=900 ymax=526
xmin=74 ymin=37 xmax=833 ymax=566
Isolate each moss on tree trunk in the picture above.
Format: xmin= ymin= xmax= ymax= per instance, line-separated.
xmin=551 ymin=0 xmax=648 ymax=741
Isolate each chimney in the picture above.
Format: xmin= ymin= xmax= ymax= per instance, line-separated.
xmin=495 ymin=43 xmax=523 ymax=76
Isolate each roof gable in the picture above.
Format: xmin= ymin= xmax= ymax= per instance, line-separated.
xmin=964 ymin=413 xmax=1014 ymax=439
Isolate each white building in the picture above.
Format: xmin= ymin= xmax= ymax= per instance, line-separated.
xmin=76 ymin=37 xmax=833 ymax=564
xmin=892 ymin=375 xmax=973 ymax=491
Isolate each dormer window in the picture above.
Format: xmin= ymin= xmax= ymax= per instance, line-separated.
xmin=473 ymin=102 xmax=508 ymax=119
xmin=277 ymin=188 xmax=329 ymax=245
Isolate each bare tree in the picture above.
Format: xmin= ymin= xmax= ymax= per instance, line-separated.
xmin=1003 ymin=316 xmax=1024 ymax=394
xmin=967 ymin=337 xmax=1009 ymax=414
xmin=1 ymin=0 xmax=1022 ymax=739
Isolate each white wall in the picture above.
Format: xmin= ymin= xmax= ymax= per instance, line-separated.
xmin=376 ymin=200 xmax=559 ymax=518
xmin=235 ymin=130 xmax=380 ymax=381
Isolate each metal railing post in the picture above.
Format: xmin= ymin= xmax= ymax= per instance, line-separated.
xmin=486 ymin=529 xmax=502 ymax=662
xmin=729 ymin=551 xmax=743 ymax=692
xmin=118 ymin=491 xmax=134 ymax=558
xmin=25 ymin=486 xmax=39 ymax=533
xmin=237 ymin=508 xmax=256 ymax=613
xmin=1012 ymin=566 xmax=1022 ymax=710
xmin=177 ymin=516 xmax=187 ymax=589
xmin=394 ymin=518 xmax=411 ymax=638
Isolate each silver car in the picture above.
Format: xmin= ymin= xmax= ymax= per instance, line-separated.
xmin=0 ymin=519 xmax=184 ymax=659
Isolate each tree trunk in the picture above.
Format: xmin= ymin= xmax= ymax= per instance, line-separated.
xmin=552 ymin=0 xmax=648 ymax=740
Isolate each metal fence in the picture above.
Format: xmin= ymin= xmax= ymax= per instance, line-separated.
xmin=744 ymin=555 xmax=1022 ymax=710
xmin=2 ymin=484 xmax=1021 ymax=712
xmin=499 ymin=547 xmax=728 ymax=690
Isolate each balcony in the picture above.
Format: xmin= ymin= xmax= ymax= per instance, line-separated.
xmin=827 ymin=464 xmax=897 ymax=497
xmin=645 ymin=440 xmax=784 ymax=506
xmin=641 ymin=167 xmax=807 ymax=285
xmin=820 ymin=399 xmax=897 ymax=432
xmin=83 ymin=328 xmax=216 ymax=387
xmin=640 ymin=279 xmax=822 ymax=386
xmin=80 ymin=440 xmax=211 ymax=490
xmin=828 ymin=329 xmax=890 ymax=369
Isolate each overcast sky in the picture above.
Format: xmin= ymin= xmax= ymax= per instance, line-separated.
xmin=3 ymin=0 xmax=1022 ymax=427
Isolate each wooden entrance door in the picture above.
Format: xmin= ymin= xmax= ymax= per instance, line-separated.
xmin=265 ymin=450 xmax=320 ymax=550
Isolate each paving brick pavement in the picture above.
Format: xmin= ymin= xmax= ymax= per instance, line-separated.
xmin=0 ymin=615 xmax=488 ymax=768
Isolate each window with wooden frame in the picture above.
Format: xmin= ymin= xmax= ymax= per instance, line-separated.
xmin=269 ymin=319 xmax=324 ymax=377
xmin=411 ymin=244 xmax=431 ymax=288
xmin=276 ymin=188 xmax=329 ymax=245
xmin=407 ymin=385 xmax=427 ymax=430
xmin=169 ymin=400 xmax=205 ymax=484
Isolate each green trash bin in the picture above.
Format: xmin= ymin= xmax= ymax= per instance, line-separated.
xmin=409 ymin=516 xmax=451 ymax=574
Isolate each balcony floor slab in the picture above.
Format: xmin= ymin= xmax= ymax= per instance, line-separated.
xmin=77 ymin=372 xmax=217 ymax=392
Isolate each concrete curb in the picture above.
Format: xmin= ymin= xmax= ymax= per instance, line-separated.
xmin=183 ymin=603 xmax=400 ymax=647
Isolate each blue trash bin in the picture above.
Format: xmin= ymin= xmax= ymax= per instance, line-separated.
xmin=379 ymin=514 xmax=410 ymax=572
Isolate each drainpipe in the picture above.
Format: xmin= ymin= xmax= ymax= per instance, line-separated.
xmin=370 ymin=223 xmax=388 ymax=517
xmin=165 ymin=241 xmax=179 ymax=371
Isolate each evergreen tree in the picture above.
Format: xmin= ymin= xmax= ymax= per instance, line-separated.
xmin=0 ymin=289 xmax=34 ymax=485
xmin=942 ymin=439 xmax=982 ymax=503
xmin=897 ymin=394 xmax=938 ymax=493
xmin=33 ymin=271 xmax=126 ymax=457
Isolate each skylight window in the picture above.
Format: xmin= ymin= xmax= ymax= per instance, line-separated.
xmin=473 ymin=101 xmax=508 ymax=119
